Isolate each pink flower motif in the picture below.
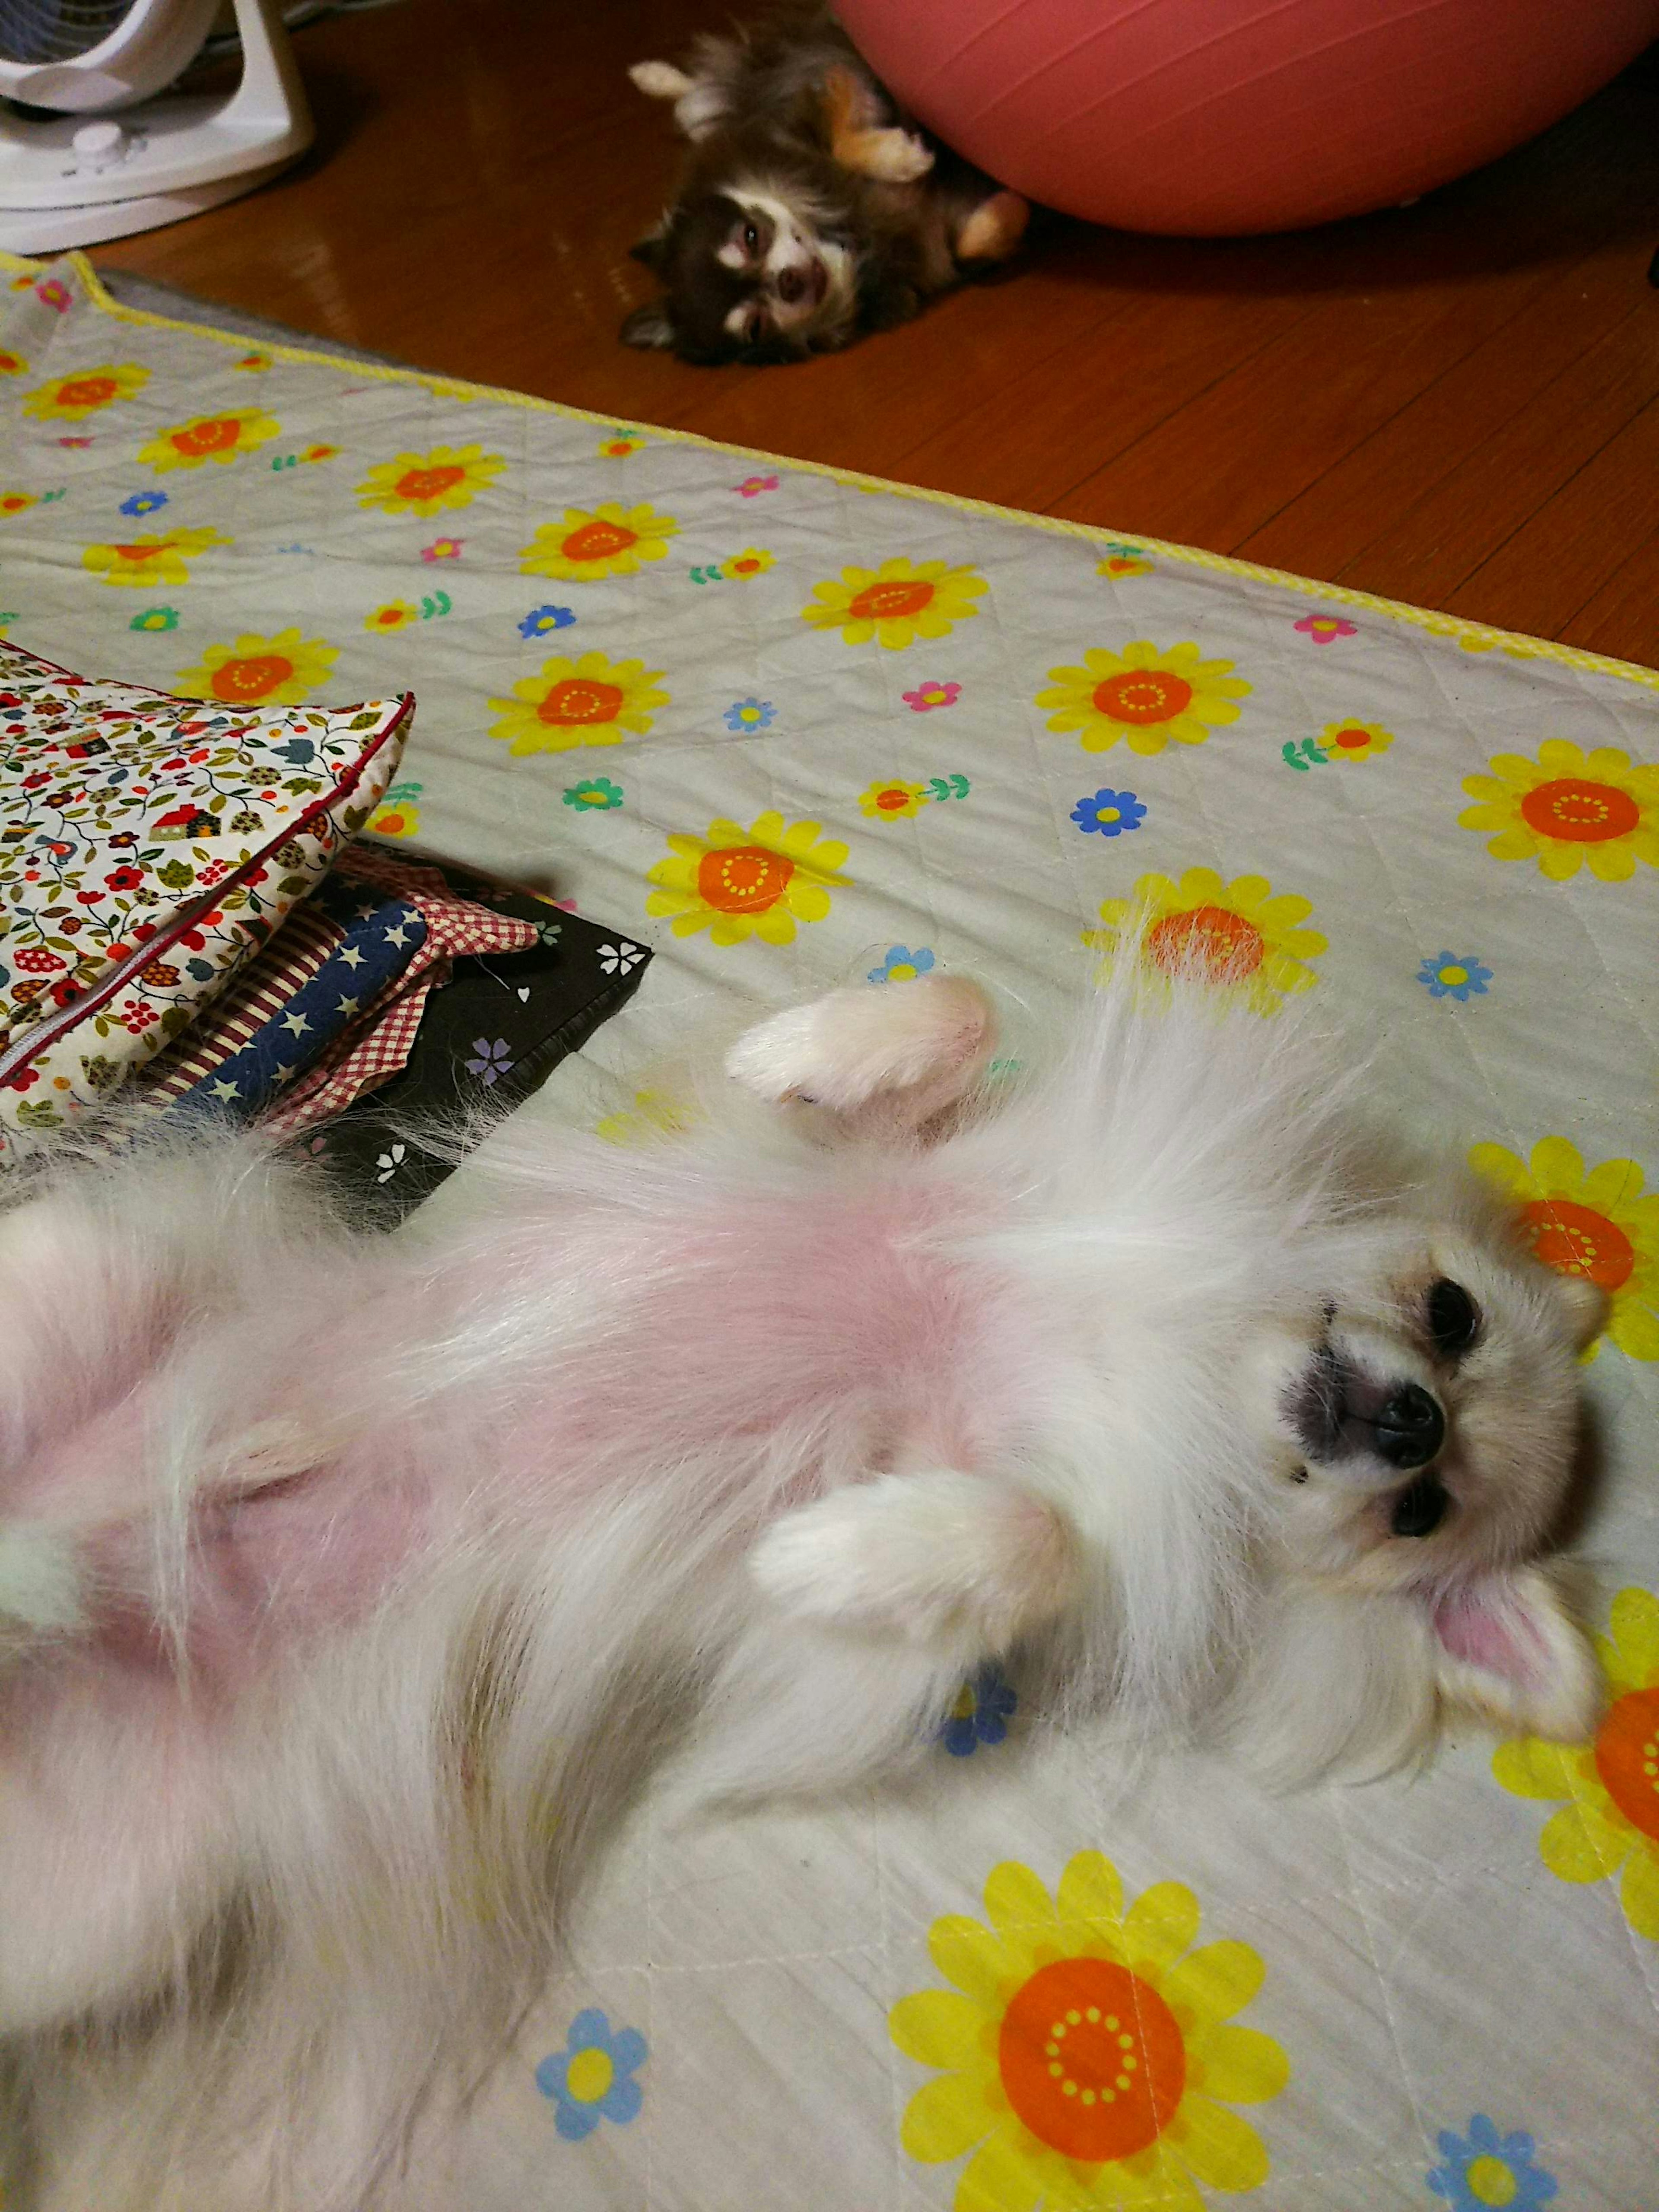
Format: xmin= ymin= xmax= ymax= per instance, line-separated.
xmin=56 ymin=435 xmax=93 ymax=449
xmin=735 ymin=475 xmax=779 ymax=498
xmin=421 ymin=537 xmax=464 ymax=563
xmin=1294 ymin=614 xmax=1358 ymax=645
xmin=902 ymin=680 xmax=962 ymax=713
xmin=36 ymin=280 xmax=71 ymax=314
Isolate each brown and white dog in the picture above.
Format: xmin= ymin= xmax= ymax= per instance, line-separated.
xmin=623 ymin=3 xmax=1030 ymax=365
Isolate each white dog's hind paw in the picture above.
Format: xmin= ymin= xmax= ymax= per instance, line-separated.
xmin=751 ymin=1470 xmax=1078 ymax=1654
xmin=725 ymin=975 xmax=994 ymax=1120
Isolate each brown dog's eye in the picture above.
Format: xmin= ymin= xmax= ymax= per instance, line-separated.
xmin=1426 ymin=1278 xmax=1479 ymax=1358
xmin=743 ymin=222 xmax=759 ymax=251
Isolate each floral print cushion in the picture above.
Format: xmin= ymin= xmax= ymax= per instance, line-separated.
xmin=0 ymin=637 xmax=410 ymax=1148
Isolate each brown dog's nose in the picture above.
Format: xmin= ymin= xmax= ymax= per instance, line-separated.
xmin=775 ymin=266 xmax=806 ymax=303
xmin=1373 ymin=1384 xmax=1445 ymax=1469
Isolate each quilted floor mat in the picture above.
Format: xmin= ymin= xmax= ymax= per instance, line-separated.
xmin=2 ymin=249 xmax=1656 ymax=2212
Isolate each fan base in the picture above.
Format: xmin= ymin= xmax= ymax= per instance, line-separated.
xmin=0 ymin=155 xmax=299 ymax=250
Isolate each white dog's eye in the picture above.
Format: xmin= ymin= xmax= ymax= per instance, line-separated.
xmin=1426 ymin=1278 xmax=1480 ymax=1357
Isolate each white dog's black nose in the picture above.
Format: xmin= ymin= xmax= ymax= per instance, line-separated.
xmin=1373 ymin=1383 xmax=1445 ymax=1469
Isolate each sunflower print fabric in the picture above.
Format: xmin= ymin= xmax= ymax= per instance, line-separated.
xmin=1 ymin=247 xmax=1656 ymax=2212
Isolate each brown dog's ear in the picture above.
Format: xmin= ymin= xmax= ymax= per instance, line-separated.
xmin=1430 ymin=1566 xmax=1603 ymax=1744
xmin=629 ymin=219 xmax=672 ymax=273
xmin=620 ymin=301 xmax=677 ymax=350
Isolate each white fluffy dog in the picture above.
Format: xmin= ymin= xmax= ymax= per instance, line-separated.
xmin=0 ymin=968 xmax=1604 ymax=2209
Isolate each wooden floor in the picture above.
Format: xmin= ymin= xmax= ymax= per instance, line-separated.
xmin=92 ymin=0 xmax=1659 ymax=666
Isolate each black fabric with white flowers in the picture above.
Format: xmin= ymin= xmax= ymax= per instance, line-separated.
xmin=308 ymin=847 xmax=650 ymax=1223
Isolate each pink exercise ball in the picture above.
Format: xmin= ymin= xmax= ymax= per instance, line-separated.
xmin=835 ymin=0 xmax=1659 ymax=235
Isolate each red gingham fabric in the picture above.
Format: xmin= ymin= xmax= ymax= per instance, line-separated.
xmin=257 ymin=850 xmax=539 ymax=1139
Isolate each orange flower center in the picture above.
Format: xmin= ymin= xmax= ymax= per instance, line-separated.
xmin=875 ymin=788 xmax=912 ymax=812
xmin=537 ymin=677 xmax=623 ymax=727
xmin=58 ymin=375 xmax=117 ymax=408
xmin=848 ymin=578 xmax=934 ymax=621
xmin=1 ymin=495 xmax=30 ymax=514
xmin=563 ymin=519 xmax=637 ymax=562
xmin=999 ymin=1958 xmax=1186 ymax=2164
xmin=1147 ymin=903 xmax=1265 ymax=983
xmin=1522 ymin=1197 xmax=1635 ymax=1291
xmin=1519 ymin=778 xmax=1639 ymax=843
xmin=696 ymin=844 xmax=795 ymax=915
xmin=1093 ymin=669 xmax=1193 ymax=726
xmin=171 ymin=418 xmax=243 ymax=457
xmin=1331 ymin=727 xmax=1371 ymax=751
xmin=211 ymin=655 xmax=294 ymax=703
xmin=375 ymin=607 xmax=410 ymax=627
xmin=113 ymin=543 xmax=164 ymax=562
xmin=396 ymin=464 xmax=465 ymax=502
xmin=1594 ymin=1685 xmax=1659 ymax=1841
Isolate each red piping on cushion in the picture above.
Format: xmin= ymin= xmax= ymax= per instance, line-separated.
xmin=0 ymin=692 xmax=416 ymax=1087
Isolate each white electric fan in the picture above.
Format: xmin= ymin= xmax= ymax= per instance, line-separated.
xmin=0 ymin=0 xmax=312 ymax=250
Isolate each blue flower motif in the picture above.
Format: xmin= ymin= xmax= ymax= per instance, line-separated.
xmin=1428 ymin=2115 xmax=1556 ymax=2212
xmin=868 ymin=945 xmax=936 ymax=985
xmin=465 ymin=1037 xmax=515 ymax=1086
xmin=272 ymin=737 xmax=316 ymax=766
xmin=724 ymin=696 xmax=776 ymax=732
xmin=128 ymin=604 xmax=180 ymax=633
xmin=519 ymin=604 xmax=576 ymax=638
xmin=118 ymin=489 xmax=168 ymax=518
xmin=1071 ymin=788 xmax=1147 ymax=836
xmin=940 ymin=1662 xmax=1018 ymax=1757
xmin=536 ymin=2008 xmax=647 ymax=2142
xmin=1417 ymin=952 xmax=1492 ymax=1003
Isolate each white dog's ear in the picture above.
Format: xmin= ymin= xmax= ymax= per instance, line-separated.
xmin=1430 ymin=1567 xmax=1603 ymax=1744
xmin=1551 ymin=1269 xmax=1609 ymax=1354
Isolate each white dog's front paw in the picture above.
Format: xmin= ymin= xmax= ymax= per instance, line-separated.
xmin=725 ymin=975 xmax=994 ymax=1119
xmin=751 ymin=1471 xmax=1078 ymax=1653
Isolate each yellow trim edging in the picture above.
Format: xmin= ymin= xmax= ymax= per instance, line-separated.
xmin=6 ymin=247 xmax=1656 ymax=696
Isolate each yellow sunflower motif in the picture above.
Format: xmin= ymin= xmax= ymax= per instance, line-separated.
xmin=487 ymin=651 xmax=668 ymax=756
xmin=368 ymin=797 xmax=421 ymax=839
xmin=0 ymin=347 xmax=27 ymax=375
xmin=723 ymin=547 xmax=775 ymax=580
xmin=355 ymin=444 xmax=505 ymax=518
xmin=801 ymin=557 xmax=987 ymax=651
xmin=1468 ymin=1136 xmax=1657 ymax=1361
xmin=1096 ymin=552 xmax=1154 ymax=580
xmin=1085 ymin=867 xmax=1325 ymax=1017
xmin=137 ymin=409 xmax=281 ymax=472
xmin=22 ymin=361 xmax=148 ymax=420
xmin=891 ymin=1850 xmax=1288 ymax=2211
xmin=81 ymin=527 xmax=230 ymax=588
xmin=597 ymin=431 xmax=646 ymax=458
xmin=365 ymin=601 xmax=421 ymax=633
xmin=174 ymin=629 xmax=338 ymax=708
xmin=1494 ymin=1586 xmax=1659 ymax=1939
xmin=1037 ymin=640 xmax=1250 ymax=756
xmin=519 ymin=503 xmax=679 ymax=583
xmin=1459 ymin=739 xmax=1659 ymax=882
xmin=596 ymin=1087 xmax=699 ymax=1145
xmin=1320 ymin=718 xmax=1394 ymax=764
xmin=860 ymin=778 xmax=930 ymax=822
xmin=646 ymin=812 xmax=849 ymax=948
xmin=0 ymin=492 xmax=37 ymax=519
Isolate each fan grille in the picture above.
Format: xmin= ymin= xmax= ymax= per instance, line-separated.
xmin=0 ymin=0 xmax=140 ymax=66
